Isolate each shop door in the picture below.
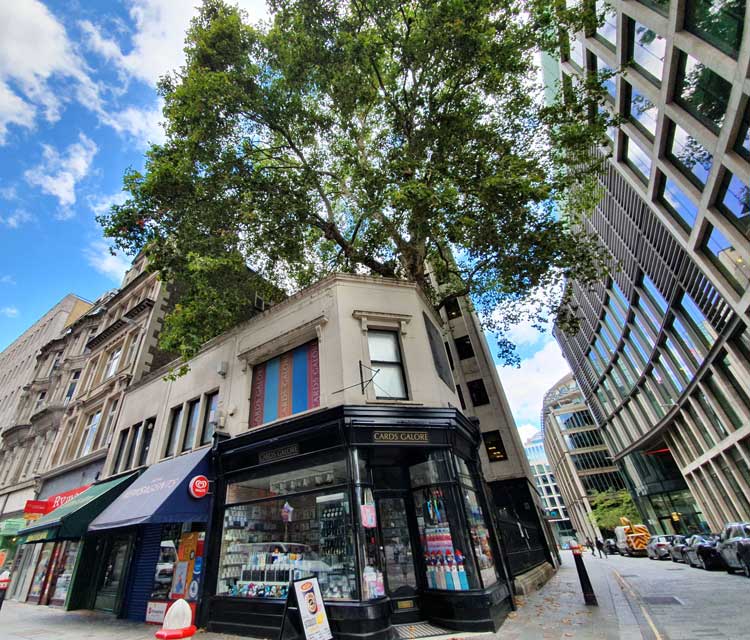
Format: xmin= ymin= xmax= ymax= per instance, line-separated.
xmin=377 ymin=496 xmax=421 ymax=623
xmin=94 ymin=536 xmax=131 ymax=613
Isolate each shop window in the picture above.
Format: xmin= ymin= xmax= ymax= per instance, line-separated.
xmin=595 ymin=0 xmax=617 ymax=49
xmin=623 ymin=136 xmax=652 ymax=182
xmin=482 ymin=430 xmax=507 ymax=462
xmin=78 ymin=410 xmax=102 ymax=457
xmin=466 ymin=378 xmax=490 ymax=406
xmin=218 ymin=454 xmax=356 ymax=600
xmin=685 ymin=0 xmax=745 ymax=59
xmin=701 ymin=223 xmax=750 ymax=292
xmin=367 ymin=331 xmax=407 ymax=400
xmin=250 ymin=340 xmax=321 ymax=427
xmin=182 ymin=398 xmax=201 ymax=452
xmin=717 ymin=170 xmax=750 ymax=235
xmin=675 ymin=51 xmax=731 ymax=134
xmin=627 ymin=83 xmax=658 ymax=138
xmin=200 ymin=391 xmax=219 ymax=445
xmin=454 ymin=335 xmax=475 ymax=360
xmin=455 ymin=384 xmax=467 ymax=410
xmin=627 ymin=18 xmax=666 ymax=85
xmin=444 ymin=297 xmax=461 ymax=320
xmin=165 ymin=405 xmax=183 ymax=458
xmin=658 ymin=174 xmax=698 ymax=230
xmin=151 ymin=524 xmax=182 ymax=600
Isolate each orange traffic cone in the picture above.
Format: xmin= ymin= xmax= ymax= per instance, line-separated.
xmin=155 ymin=599 xmax=197 ymax=639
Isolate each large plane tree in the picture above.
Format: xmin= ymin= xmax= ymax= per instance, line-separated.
xmin=99 ymin=0 xmax=610 ymax=366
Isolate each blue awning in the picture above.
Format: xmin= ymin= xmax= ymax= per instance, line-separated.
xmin=88 ymin=449 xmax=211 ymax=531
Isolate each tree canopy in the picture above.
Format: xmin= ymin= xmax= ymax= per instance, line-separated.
xmin=99 ymin=0 xmax=612 ymax=366
xmin=588 ymin=489 xmax=642 ymax=532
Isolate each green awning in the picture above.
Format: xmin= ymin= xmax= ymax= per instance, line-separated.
xmin=0 ymin=517 xmax=25 ymax=537
xmin=18 ymin=473 xmax=137 ymax=542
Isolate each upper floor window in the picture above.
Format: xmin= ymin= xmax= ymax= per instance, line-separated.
xmin=568 ymin=37 xmax=585 ymax=70
xmin=78 ymin=410 xmax=102 ymax=457
xmin=249 ymin=340 xmax=321 ymax=427
xmin=675 ymin=51 xmax=731 ymax=134
xmin=182 ymin=398 xmax=201 ymax=452
xmin=595 ymin=0 xmax=617 ymax=49
xmin=64 ymin=370 xmax=81 ymax=405
xmin=685 ymin=0 xmax=745 ymax=59
xmin=627 ymin=83 xmax=658 ymax=138
xmin=367 ymin=331 xmax=408 ymax=400
xmin=636 ymin=0 xmax=669 ymax=16
xmin=165 ymin=405 xmax=184 ymax=457
xmin=200 ymin=391 xmax=220 ymax=446
xmin=454 ymin=335 xmax=475 ymax=360
xmin=467 ymin=378 xmax=490 ymax=406
xmin=716 ymin=170 xmax=750 ymax=234
xmin=34 ymin=391 xmax=47 ymax=411
xmin=623 ymin=136 xmax=652 ymax=182
xmin=482 ymin=430 xmax=507 ymax=462
xmin=734 ymin=103 xmax=750 ymax=160
xmin=125 ymin=332 xmax=141 ymax=367
xmin=702 ymin=224 xmax=750 ymax=292
xmin=139 ymin=418 xmax=155 ymax=466
xmin=104 ymin=346 xmax=122 ymax=379
xmin=628 ymin=19 xmax=666 ymax=85
xmin=666 ymin=121 xmax=713 ymax=189
xmin=658 ymin=174 xmax=699 ymax=230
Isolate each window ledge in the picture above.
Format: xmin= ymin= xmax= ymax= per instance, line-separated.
xmin=365 ymin=399 xmax=424 ymax=406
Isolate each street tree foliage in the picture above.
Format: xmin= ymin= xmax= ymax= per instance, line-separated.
xmin=588 ymin=489 xmax=642 ymax=532
xmin=99 ymin=0 xmax=614 ymax=366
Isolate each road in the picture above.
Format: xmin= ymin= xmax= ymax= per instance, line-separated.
xmin=500 ymin=550 xmax=750 ymax=639
xmin=2 ymin=551 xmax=747 ymax=639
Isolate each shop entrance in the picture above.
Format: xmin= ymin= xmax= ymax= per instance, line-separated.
xmin=93 ymin=535 xmax=132 ymax=613
xmin=377 ymin=495 xmax=420 ymax=623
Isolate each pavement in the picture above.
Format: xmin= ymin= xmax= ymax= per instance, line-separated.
xmin=3 ymin=551 xmax=748 ymax=639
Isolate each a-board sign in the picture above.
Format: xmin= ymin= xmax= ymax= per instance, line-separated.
xmin=279 ymin=576 xmax=332 ymax=640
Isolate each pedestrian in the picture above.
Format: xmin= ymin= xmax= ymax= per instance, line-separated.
xmin=586 ymin=537 xmax=595 ymax=555
xmin=596 ymin=538 xmax=605 ymax=558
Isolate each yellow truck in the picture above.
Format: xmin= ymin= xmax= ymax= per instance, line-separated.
xmin=614 ymin=517 xmax=651 ymax=556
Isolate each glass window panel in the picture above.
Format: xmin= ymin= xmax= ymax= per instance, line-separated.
xmin=624 ymin=136 xmax=652 ymax=182
xmin=596 ymin=0 xmax=618 ymax=48
xmin=667 ymin=121 xmax=713 ymax=189
xmin=718 ymin=352 xmax=750 ymax=410
xmin=685 ymin=0 xmax=745 ymax=59
xmin=670 ymin=316 xmax=704 ymax=367
xmin=675 ymin=51 xmax=732 ymax=133
xmin=201 ymin=391 xmax=220 ymax=445
xmin=461 ymin=487 xmax=498 ymax=587
xmin=705 ymin=375 xmax=743 ymax=429
xmin=597 ymin=56 xmax=616 ymax=101
xmin=735 ymin=105 xmax=750 ymax=159
xmin=665 ymin=337 xmax=695 ymax=378
xmin=680 ymin=293 xmax=716 ymax=347
xmin=685 ymin=401 xmax=716 ymax=447
xmin=589 ymin=349 xmax=604 ymax=375
xmin=640 ymin=382 xmax=665 ymax=418
xmin=630 ymin=324 xmax=654 ymax=360
xmin=642 ymin=275 xmax=668 ymax=314
xmin=569 ymin=37 xmax=585 ymax=69
xmin=182 ymin=399 xmax=200 ymax=452
xmin=600 ymin=323 xmax=617 ymax=352
xmin=608 ymin=296 xmax=627 ymax=327
xmin=368 ymin=331 xmax=400 ymax=362
xmin=636 ymin=295 xmax=661 ymax=334
xmin=660 ymin=175 xmax=698 ymax=229
xmin=702 ymin=224 xmax=750 ymax=292
xmin=165 ymin=405 xmax=183 ymax=457
xmin=630 ymin=20 xmax=666 ymax=83
xmin=636 ymin=0 xmax=670 ymax=16
xmin=372 ymin=364 xmax=408 ymax=399
xmin=217 ymin=491 xmax=357 ymax=600
xmin=623 ymin=343 xmax=645 ymax=376
xmin=628 ymin=84 xmax=658 ymax=137
xmin=718 ymin=171 xmax=750 ymax=235
xmin=694 ymin=390 xmax=729 ymax=438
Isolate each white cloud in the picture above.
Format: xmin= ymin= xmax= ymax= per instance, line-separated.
xmin=0 ymin=306 xmax=19 ymax=318
xmin=88 ymin=190 xmax=129 ymax=215
xmin=506 ymin=320 xmax=545 ymax=347
xmin=0 ymin=1 xmax=102 ymax=143
xmin=0 ymin=275 xmax=16 ymax=285
xmin=81 ymin=0 xmax=269 ymax=86
xmin=100 ymin=100 xmax=166 ymax=149
xmin=517 ymin=423 xmax=540 ymax=445
xmin=0 ymin=209 xmax=33 ymax=229
xmin=24 ymin=133 xmax=98 ymax=210
xmin=0 ymin=185 xmax=17 ymax=200
xmin=496 ymin=338 xmax=571 ymax=427
xmin=83 ymin=240 xmax=132 ymax=283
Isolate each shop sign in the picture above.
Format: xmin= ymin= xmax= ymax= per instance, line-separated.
xmin=372 ymin=430 xmax=430 ymax=444
xmin=258 ymin=442 xmax=300 ymax=464
xmin=23 ymin=500 xmax=49 ymax=520
xmin=25 ymin=530 xmax=50 ymax=543
xmin=293 ymin=577 xmax=332 ymax=640
xmin=188 ymin=475 xmax=210 ymax=499
xmin=145 ymin=600 xmax=168 ymax=624
xmin=47 ymin=485 xmax=90 ymax=510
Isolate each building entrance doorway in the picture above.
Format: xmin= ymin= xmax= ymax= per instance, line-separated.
xmin=93 ymin=535 xmax=132 ymax=613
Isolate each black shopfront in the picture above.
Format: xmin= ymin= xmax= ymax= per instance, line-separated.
xmin=202 ymin=405 xmax=513 ymax=640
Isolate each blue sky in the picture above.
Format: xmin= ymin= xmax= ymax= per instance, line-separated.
xmin=0 ymin=0 xmax=570 ymax=439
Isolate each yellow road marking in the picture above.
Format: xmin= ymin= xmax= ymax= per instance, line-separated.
xmin=612 ymin=569 xmax=663 ymax=640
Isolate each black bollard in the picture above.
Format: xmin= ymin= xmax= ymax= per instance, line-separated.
xmin=571 ymin=543 xmax=598 ymax=606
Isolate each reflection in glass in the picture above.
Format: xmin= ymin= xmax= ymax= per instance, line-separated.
xmin=667 ymin=122 xmax=713 ymax=188
xmin=624 ymin=136 xmax=652 ymax=181
xmin=735 ymin=106 xmax=750 ymax=159
xmin=629 ymin=84 xmax=658 ymax=137
xmin=596 ymin=0 xmax=618 ymax=48
xmin=630 ymin=20 xmax=666 ymax=83
xmin=718 ymin=172 xmax=750 ymax=234
xmin=670 ymin=316 xmax=704 ymax=367
xmin=685 ymin=0 xmax=745 ymax=59
xmin=702 ymin=224 xmax=750 ymax=291
xmin=642 ymin=275 xmax=668 ymax=313
xmin=660 ymin=176 xmax=698 ymax=229
xmin=676 ymin=51 xmax=731 ymax=133
xmin=637 ymin=0 xmax=670 ymax=15
xmin=597 ymin=57 xmax=616 ymax=101
xmin=378 ymin=497 xmax=417 ymax=596
xmin=569 ymin=37 xmax=585 ymax=69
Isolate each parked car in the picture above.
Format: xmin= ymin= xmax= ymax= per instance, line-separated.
xmin=604 ymin=538 xmax=618 ymax=555
xmin=646 ymin=535 xmax=674 ymax=560
xmin=668 ymin=535 xmax=689 ymax=563
xmin=717 ymin=523 xmax=750 ymax=577
xmin=683 ymin=534 xmax=725 ymax=570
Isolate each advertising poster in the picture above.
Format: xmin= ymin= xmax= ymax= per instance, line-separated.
xmin=293 ymin=577 xmax=332 ymax=640
xmin=176 ymin=532 xmax=200 ymax=601
xmin=145 ymin=601 xmax=168 ymax=624
xmin=170 ymin=561 xmax=189 ymax=599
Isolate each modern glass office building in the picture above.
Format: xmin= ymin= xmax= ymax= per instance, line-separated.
xmin=551 ymin=0 xmax=750 ymax=534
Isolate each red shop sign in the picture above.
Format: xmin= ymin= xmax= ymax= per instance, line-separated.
xmin=188 ymin=475 xmax=209 ymax=499
xmin=23 ymin=500 xmax=49 ymax=517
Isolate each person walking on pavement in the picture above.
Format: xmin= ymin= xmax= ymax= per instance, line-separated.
xmin=595 ymin=538 xmax=605 ymax=558
xmin=585 ymin=537 xmax=595 ymax=555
